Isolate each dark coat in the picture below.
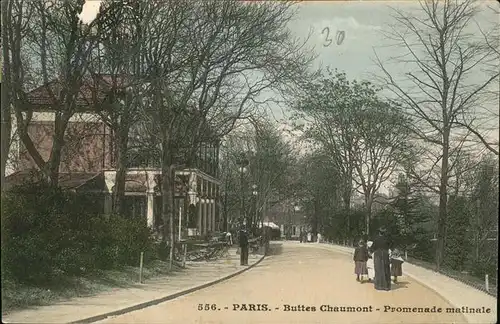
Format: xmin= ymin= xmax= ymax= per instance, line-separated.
xmin=370 ymin=235 xmax=390 ymax=252
xmin=353 ymin=246 xmax=369 ymax=262
xmin=239 ymin=230 xmax=248 ymax=247
xmin=370 ymin=235 xmax=391 ymax=290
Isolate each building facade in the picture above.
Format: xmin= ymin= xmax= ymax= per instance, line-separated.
xmin=6 ymin=75 xmax=222 ymax=238
xmin=266 ymin=201 xmax=308 ymax=240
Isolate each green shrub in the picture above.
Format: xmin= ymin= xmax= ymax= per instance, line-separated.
xmin=444 ymin=196 xmax=472 ymax=271
xmin=1 ymin=179 xmax=156 ymax=285
xmin=107 ymin=214 xmax=155 ymax=266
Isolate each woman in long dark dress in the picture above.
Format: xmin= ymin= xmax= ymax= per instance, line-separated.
xmin=369 ymin=228 xmax=391 ymax=291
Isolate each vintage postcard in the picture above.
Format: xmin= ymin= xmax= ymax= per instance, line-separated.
xmin=1 ymin=0 xmax=498 ymax=323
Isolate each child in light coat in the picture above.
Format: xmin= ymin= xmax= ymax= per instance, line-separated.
xmin=366 ymin=241 xmax=374 ymax=281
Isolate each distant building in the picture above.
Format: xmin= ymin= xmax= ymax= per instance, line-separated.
xmin=267 ymin=200 xmax=308 ymax=240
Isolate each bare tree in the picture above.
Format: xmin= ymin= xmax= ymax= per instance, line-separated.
xmin=1 ymin=0 xmax=34 ymax=190
xmin=133 ymin=0 xmax=312 ymax=268
xmin=89 ymin=0 xmax=153 ymax=215
xmin=373 ymin=0 xmax=499 ymax=269
xmin=218 ymin=118 xmax=297 ymax=235
xmin=293 ymin=71 xmax=357 ymax=223
xmin=351 ymin=100 xmax=411 ymax=234
xmin=298 ymin=150 xmax=345 ymax=241
xmin=294 ymin=70 xmax=410 ymax=235
xmin=7 ymin=0 xmax=116 ymax=186
xmin=1 ymin=0 xmax=14 ymax=191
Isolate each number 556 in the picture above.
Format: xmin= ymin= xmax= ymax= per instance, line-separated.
xmin=198 ymin=304 xmax=217 ymax=311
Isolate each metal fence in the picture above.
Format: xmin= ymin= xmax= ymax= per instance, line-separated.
xmin=405 ymin=254 xmax=498 ymax=298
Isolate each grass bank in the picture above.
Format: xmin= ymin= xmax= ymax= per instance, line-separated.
xmin=1 ymin=260 xmax=183 ymax=314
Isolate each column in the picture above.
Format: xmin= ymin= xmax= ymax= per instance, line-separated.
xmin=145 ymin=171 xmax=156 ymax=228
xmin=206 ymin=183 xmax=211 ymax=233
xmin=197 ymin=201 xmax=202 ymax=236
xmin=200 ymin=179 xmax=205 ymax=235
xmin=203 ymin=199 xmax=208 ymax=234
xmin=205 ymin=199 xmax=212 ymax=232
xmin=146 ymin=192 xmax=154 ymax=228
xmin=211 ymin=201 xmax=215 ymax=232
xmin=211 ymin=199 xmax=216 ymax=233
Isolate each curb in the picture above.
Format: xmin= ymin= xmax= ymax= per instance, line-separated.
xmin=70 ymin=254 xmax=266 ymax=324
xmin=399 ymin=268 xmax=470 ymax=323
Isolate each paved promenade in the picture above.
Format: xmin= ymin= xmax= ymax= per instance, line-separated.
xmin=2 ymin=248 xmax=262 ymax=324
xmin=93 ymin=242 xmax=478 ymax=324
xmin=4 ymin=242 xmax=496 ymax=324
xmin=307 ymin=242 xmax=498 ymax=324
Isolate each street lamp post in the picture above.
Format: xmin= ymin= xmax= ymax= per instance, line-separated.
xmin=236 ymin=154 xmax=249 ymax=230
xmin=252 ymin=184 xmax=258 ymax=232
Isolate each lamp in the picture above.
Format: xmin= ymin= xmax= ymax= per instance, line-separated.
xmin=235 ymin=153 xmax=249 ymax=229
xmin=251 ymin=184 xmax=258 ymax=231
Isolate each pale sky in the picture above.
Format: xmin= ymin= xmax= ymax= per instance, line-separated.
xmin=79 ymin=0 xmax=498 ymax=197
xmin=81 ymin=0 xmax=499 ymax=144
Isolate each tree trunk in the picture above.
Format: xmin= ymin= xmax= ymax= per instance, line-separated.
xmin=1 ymin=60 xmax=11 ymax=191
xmin=436 ymin=129 xmax=450 ymax=271
xmin=113 ymin=126 xmax=129 ymax=215
xmin=342 ymin=177 xmax=352 ymax=236
xmin=223 ymin=189 xmax=228 ymax=231
xmin=161 ymin=136 xmax=175 ymax=270
xmin=168 ymin=164 xmax=176 ymax=271
xmin=365 ymin=192 xmax=374 ymax=236
xmin=344 ymin=193 xmax=351 ymax=238
xmin=1 ymin=0 xmax=12 ymax=191
xmin=0 ymin=92 xmax=11 ymax=192
xmin=47 ymin=114 xmax=70 ymax=186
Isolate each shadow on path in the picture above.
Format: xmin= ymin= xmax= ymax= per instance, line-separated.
xmin=391 ymin=281 xmax=410 ymax=291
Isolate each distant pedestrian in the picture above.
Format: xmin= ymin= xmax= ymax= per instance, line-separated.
xmin=389 ymin=248 xmax=404 ymax=283
xmin=353 ymin=240 xmax=369 ymax=283
xmin=225 ymin=231 xmax=233 ymax=246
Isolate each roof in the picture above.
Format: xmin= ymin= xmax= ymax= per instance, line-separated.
xmin=4 ymin=169 xmax=101 ymax=191
xmin=4 ymin=169 xmax=188 ymax=195
xmin=25 ymin=74 xmax=133 ymax=110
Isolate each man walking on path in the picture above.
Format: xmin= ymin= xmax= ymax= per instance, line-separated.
xmin=239 ymin=228 xmax=249 ymax=266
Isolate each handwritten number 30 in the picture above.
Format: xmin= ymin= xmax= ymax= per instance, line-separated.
xmin=322 ymin=27 xmax=345 ymax=47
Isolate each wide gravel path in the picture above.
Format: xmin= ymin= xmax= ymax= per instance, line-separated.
xmin=97 ymin=242 xmax=466 ymax=324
